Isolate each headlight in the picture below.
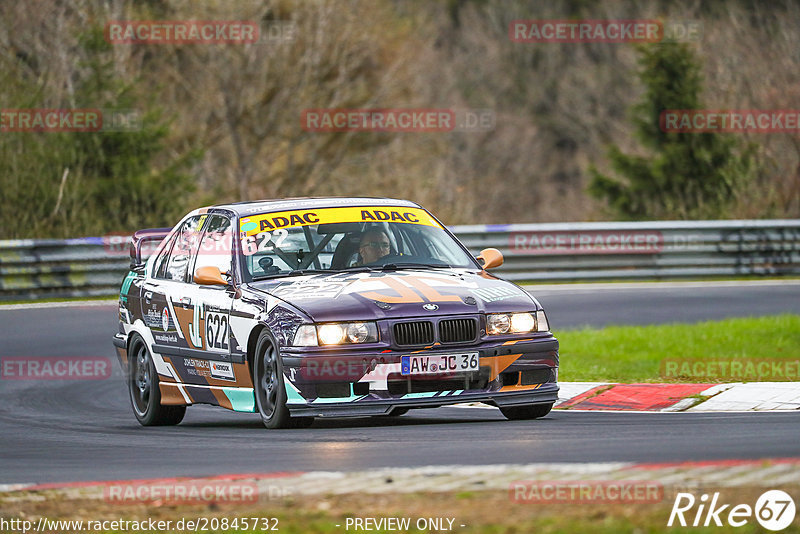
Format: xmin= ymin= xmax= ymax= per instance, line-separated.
xmin=317 ymin=324 xmax=345 ymax=345
xmin=344 ymin=322 xmax=371 ymax=343
xmin=487 ymin=314 xmax=511 ymax=335
xmin=536 ymin=310 xmax=549 ymax=332
xmin=293 ymin=325 xmax=318 ymax=346
xmin=486 ymin=312 xmax=537 ymax=335
xmin=293 ymin=322 xmax=379 ymax=346
xmin=510 ymin=312 xmax=535 ymax=332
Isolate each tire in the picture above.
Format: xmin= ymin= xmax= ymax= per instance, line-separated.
xmin=253 ymin=330 xmax=313 ymax=429
xmin=500 ymin=403 xmax=553 ymax=421
xmin=128 ymin=334 xmax=186 ymax=426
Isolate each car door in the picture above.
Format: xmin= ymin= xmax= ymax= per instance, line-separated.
xmin=186 ymin=214 xmax=236 ymax=385
xmin=140 ymin=217 xmax=197 ymax=349
xmin=144 ymin=215 xmax=205 ymax=360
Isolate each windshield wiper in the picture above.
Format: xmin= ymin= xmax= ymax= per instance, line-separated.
xmin=251 ymin=269 xmax=331 ymax=281
xmin=339 ymin=262 xmax=452 ymax=273
xmin=381 ymin=262 xmax=451 ymax=270
xmin=288 ymin=268 xmax=330 ymax=275
xmin=338 ymin=266 xmax=374 ymax=272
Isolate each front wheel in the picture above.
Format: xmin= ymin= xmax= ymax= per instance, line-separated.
xmin=253 ymin=330 xmax=313 ymax=429
xmin=128 ymin=334 xmax=186 ymax=426
xmin=500 ymin=403 xmax=553 ymax=420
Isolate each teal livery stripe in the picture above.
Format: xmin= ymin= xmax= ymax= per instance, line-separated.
xmin=222 ymin=387 xmax=255 ymax=412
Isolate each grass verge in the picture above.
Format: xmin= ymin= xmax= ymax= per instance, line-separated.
xmin=2 ymin=486 xmax=798 ymax=533
xmin=555 ymin=314 xmax=800 ymax=383
xmin=0 ymin=295 xmax=117 ymax=306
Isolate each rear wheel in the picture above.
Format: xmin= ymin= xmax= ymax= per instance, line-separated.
xmin=500 ymin=403 xmax=553 ymax=421
xmin=128 ymin=334 xmax=186 ymax=426
xmin=253 ymin=330 xmax=313 ymax=429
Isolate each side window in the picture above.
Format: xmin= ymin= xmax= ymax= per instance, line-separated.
xmin=152 ymin=232 xmax=178 ymax=279
xmin=162 ymin=216 xmax=204 ymax=282
xmin=192 ymin=215 xmax=233 ymax=282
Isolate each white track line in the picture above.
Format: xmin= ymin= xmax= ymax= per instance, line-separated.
xmin=0 ymin=483 xmax=34 ymax=492
xmin=524 ymin=279 xmax=800 ymax=293
xmin=6 ymin=460 xmax=799 ymax=499
xmin=0 ymin=300 xmax=117 ymax=310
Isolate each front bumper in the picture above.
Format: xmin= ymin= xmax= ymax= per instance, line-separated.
xmin=112 ymin=332 xmax=129 ymax=372
xmin=281 ymin=335 xmax=559 ymax=417
xmin=288 ymin=383 xmax=559 ymax=417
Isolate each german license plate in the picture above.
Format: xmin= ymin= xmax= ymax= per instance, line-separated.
xmin=401 ymin=352 xmax=479 ymax=376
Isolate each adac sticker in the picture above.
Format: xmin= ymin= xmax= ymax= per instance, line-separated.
xmin=239 ymin=206 xmax=441 ymax=236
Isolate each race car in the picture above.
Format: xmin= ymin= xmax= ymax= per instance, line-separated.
xmin=113 ymin=197 xmax=559 ymax=428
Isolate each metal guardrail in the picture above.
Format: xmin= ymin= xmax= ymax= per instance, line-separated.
xmin=0 ymin=236 xmax=130 ymax=301
xmin=1 ymin=220 xmax=799 ymax=300
xmin=455 ymin=219 xmax=800 ymax=282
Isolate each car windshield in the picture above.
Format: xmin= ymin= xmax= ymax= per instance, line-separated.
xmin=237 ymin=206 xmax=477 ymax=280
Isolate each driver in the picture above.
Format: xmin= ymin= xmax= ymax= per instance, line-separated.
xmin=356 ymin=228 xmax=391 ymax=265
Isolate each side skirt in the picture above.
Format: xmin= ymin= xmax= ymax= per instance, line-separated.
xmin=159 ymin=382 xmax=256 ymax=412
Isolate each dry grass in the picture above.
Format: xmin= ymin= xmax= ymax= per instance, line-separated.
xmin=4 ymin=484 xmax=799 ymax=533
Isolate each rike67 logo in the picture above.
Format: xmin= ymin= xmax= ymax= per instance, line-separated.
xmin=669 ymin=490 xmax=796 ymax=530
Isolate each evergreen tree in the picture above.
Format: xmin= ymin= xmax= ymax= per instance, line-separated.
xmin=589 ymin=43 xmax=757 ymax=220
xmin=0 ymin=25 xmax=198 ymax=238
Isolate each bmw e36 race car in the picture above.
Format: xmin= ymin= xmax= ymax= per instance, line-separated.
xmin=112 ymin=198 xmax=559 ymax=428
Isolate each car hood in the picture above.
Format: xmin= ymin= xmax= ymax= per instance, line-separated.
xmin=247 ymin=269 xmax=537 ymax=322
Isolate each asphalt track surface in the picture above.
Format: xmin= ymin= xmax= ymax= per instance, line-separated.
xmin=1 ymin=282 xmax=799 ymax=484
xmin=533 ymin=280 xmax=800 ymax=328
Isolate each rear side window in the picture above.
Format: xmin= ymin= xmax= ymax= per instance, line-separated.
xmin=152 ymin=232 xmax=178 ymax=279
xmin=157 ymin=215 xmax=204 ymax=282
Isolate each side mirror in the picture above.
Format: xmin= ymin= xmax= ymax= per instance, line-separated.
xmin=194 ymin=266 xmax=228 ymax=286
xmin=477 ymin=248 xmax=504 ymax=270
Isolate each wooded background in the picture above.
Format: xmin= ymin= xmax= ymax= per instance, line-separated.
xmin=2 ymin=0 xmax=799 ymax=238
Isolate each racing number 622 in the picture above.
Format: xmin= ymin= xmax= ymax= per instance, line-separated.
xmin=206 ymin=312 xmax=229 ymax=350
xmin=241 ymin=229 xmax=288 ymax=256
